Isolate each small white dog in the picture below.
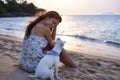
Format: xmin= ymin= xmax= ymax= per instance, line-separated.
xmin=29 ymin=38 xmax=64 ymax=80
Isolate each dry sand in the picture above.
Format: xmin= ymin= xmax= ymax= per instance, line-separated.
xmin=0 ymin=34 xmax=120 ymax=80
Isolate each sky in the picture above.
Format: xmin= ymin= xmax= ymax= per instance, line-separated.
xmin=27 ymin=0 xmax=120 ymax=15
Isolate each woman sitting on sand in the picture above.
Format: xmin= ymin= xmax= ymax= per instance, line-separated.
xmin=18 ymin=11 xmax=77 ymax=72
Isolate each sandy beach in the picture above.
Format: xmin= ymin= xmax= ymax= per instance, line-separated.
xmin=0 ymin=34 xmax=120 ymax=80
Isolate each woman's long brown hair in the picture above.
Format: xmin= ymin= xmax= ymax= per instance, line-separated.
xmin=25 ymin=11 xmax=62 ymax=38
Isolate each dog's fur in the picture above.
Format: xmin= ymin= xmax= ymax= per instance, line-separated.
xmin=29 ymin=38 xmax=64 ymax=80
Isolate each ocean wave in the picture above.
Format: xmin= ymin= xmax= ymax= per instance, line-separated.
xmin=1 ymin=27 xmax=24 ymax=31
xmin=57 ymin=34 xmax=100 ymax=42
xmin=104 ymin=40 xmax=120 ymax=48
xmin=57 ymin=34 xmax=120 ymax=48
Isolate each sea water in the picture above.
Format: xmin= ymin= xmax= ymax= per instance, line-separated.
xmin=0 ymin=15 xmax=120 ymax=59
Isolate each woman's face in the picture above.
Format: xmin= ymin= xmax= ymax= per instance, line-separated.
xmin=45 ymin=18 xmax=60 ymax=30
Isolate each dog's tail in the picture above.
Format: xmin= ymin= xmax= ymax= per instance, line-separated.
xmin=28 ymin=75 xmax=37 ymax=78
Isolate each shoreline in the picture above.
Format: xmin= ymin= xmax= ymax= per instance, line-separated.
xmin=0 ymin=34 xmax=120 ymax=80
xmin=57 ymin=35 xmax=120 ymax=60
xmin=1 ymin=34 xmax=120 ymax=62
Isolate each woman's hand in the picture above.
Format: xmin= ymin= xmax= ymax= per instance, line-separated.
xmin=51 ymin=27 xmax=57 ymax=40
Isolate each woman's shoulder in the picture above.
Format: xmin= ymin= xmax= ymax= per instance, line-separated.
xmin=36 ymin=24 xmax=50 ymax=32
xmin=31 ymin=24 xmax=50 ymax=38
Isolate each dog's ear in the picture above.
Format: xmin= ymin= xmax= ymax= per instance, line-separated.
xmin=56 ymin=37 xmax=61 ymax=40
xmin=63 ymin=41 xmax=66 ymax=44
xmin=56 ymin=38 xmax=66 ymax=44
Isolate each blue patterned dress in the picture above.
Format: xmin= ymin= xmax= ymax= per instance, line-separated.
xmin=18 ymin=35 xmax=48 ymax=72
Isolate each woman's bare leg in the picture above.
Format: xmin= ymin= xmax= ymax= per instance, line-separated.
xmin=43 ymin=45 xmax=77 ymax=68
xmin=60 ymin=48 xmax=77 ymax=68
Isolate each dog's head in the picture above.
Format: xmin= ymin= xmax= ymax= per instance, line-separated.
xmin=48 ymin=38 xmax=65 ymax=56
xmin=54 ymin=38 xmax=64 ymax=47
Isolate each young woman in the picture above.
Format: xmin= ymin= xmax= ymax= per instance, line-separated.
xmin=18 ymin=11 xmax=77 ymax=73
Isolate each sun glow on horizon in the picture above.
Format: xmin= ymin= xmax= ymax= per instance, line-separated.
xmin=53 ymin=0 xmax=74 ymax=5
xmin=27 ymin=0 xmax=120 ymax=15
xmin=40 ymin=0 xmax=75 ymax=9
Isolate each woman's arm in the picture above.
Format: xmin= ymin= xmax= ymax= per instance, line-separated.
xmin=51 ymin=27 xmax=57 ymax=40
xmin=43 ymin=27 xmax=54 ymax=51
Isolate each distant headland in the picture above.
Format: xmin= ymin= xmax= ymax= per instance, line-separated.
xmin=0 ymin=0 xmax=45 ymax=17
